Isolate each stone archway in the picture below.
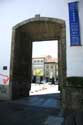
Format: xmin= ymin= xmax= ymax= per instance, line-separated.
xmin=10 ymin=15 xmax=66 ymax=99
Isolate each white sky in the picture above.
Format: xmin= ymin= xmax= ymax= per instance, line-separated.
xmin=0 ymin=0 xmax=67 ymax=64
xmin=32 ymin=40 xmax=58 ymax=58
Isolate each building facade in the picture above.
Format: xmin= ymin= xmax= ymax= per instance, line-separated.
xmin=32 ymin=57 xmax=45 ymax=77
xmin=44 ymin=55 xmax=58 ymax=81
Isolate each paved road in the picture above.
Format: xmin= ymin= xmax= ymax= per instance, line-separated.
xmin=0 ymin=84 xmax=64 ymax=125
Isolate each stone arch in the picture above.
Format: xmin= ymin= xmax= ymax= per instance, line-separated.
xmin=10 ymin=15 xmax=66 ymax=99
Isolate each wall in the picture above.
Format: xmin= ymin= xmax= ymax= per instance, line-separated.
xmin=0 ymin=0 xmax=83 ymax=98
xmin=67 ymin=0 xmax=83 ymax=76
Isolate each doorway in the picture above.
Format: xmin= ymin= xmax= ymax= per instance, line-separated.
xmin=31 ymin=40 xmax=58 ymax=95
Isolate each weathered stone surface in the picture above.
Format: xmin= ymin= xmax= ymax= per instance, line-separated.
xmin=62 ymin=86 xmax=83 ymax=110
xmin=61 ymin=77 xmax=83 ymax=111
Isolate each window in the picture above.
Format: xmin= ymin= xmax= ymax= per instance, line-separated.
xmin=46 ymin=65 xmax=49 ymax=69
xmin=3 ymin=66 xmax=7 ymax=70
xmin=51 ymin=65 xmax=53 ymax=69
xmin=41 ymin=60 xmax=43 ymax=62
xmin=46 ymin=71 xmax=49 ymax=76
xmin=37 ymin=60 xmax=40 ymax=62
xmin=34 ymin=60 xmax=36 ymax=63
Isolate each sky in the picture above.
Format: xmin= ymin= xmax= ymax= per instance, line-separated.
xmin=32 ymin=40 xmax=58 ymax=58
xmin=0 ymin=0 xmax=67 ymax=65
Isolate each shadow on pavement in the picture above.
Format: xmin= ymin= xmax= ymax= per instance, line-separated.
xmin=0 ymin=93 xmax=64 ymax=125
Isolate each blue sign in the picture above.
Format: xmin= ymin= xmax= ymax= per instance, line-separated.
xmin=68 ymin=2 xmax=81 ymax=46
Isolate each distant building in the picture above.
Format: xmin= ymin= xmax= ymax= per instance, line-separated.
xmin=32 ymin=57 xmax=45 ymax=77
xmin=44 ymin=55 xmax=58 ymax=81
xmin=32 ymin=55 xmax=58 ymax=82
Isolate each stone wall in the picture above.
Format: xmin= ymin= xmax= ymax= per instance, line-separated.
xmin=62 ymin=77 xmax=83 ymax=111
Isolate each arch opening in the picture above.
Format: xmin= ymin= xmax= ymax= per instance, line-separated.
xmin=10 ymin=16 xmax=66 ymax=99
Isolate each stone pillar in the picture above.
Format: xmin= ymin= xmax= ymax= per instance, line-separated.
xmin=10 ymin=29 xmax=32 ymax=99
xmin=58 ymin=23 xmax=67 ymax=109
xmin=58 ymin=23 xmax=66 ymax=90
xmin=58 ymin=39 xmax=62 ymax=88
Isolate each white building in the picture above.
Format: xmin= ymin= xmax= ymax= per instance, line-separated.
xmin=44 ymin=55 xmax=58 ymax=81
xmin=0 ymin=0 xmax=83 ymax=100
